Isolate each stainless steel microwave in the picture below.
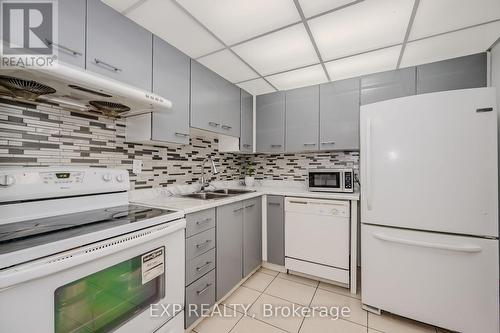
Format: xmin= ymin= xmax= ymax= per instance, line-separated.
xmin=307 ymin=168 xmax=354 ymax=193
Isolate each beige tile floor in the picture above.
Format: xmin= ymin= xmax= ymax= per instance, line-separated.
xmin=191 ymin=267 xmax=452 ymax=333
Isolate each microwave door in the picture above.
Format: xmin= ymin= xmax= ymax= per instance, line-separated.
xmin=310 ymin=172 xmax=341 ymax=190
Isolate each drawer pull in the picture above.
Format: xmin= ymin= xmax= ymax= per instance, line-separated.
xmin=195 ymin=240 xmax=212 ymax=248
xmin=243 ymin=144 xmax=252 ymax=148
xmin=373 ymin=233 xmax=482 ymax=253
xmin=175 ymin=132 xmax=189 ymax=137
xmin=245 ymin=204 xmax=255 ymax=209
xmin=196 ymin=218 xmax=212 ymax=225
xmin=233 ymin=207 xmax=244 ymax=212
xmin=208 ymin=122 xmax=220 ymax=127
xmin=303 ymin=143 xmax=316 ymax=146
xmin=221 ymin=125 xmax=232 ymax=130
xmin=268 ymin=202 xmax=281 ymax=206
xmin=94 ymin=58 xmax=121 ymax=72
xmin=289 ymin=200 xmax=307 ymax=204
xmin=271 ymin=144 xmax=282 ymax=148
xmin=476 ymin=107 xmax=493 ymax=113
xmin=196 ymin=261 xmax=213 ymax=271
xmin=196 ymin=283 xmax=213 ymax=295
xmin=321 ymin=141 xmax=336 ymax=145
xmin=46 ymin=39 xmax=82 ymax=56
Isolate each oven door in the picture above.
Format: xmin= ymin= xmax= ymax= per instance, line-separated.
xmin=308 ymin=171 xmax=343 ymax=192
xmin=0 ymin=220 xmax=185 ymax=333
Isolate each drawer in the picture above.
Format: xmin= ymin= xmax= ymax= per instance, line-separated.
xmin=185 ymin=228 xmax=215 ymax=260
xmin=186 ymin=248 xmax=216 ymax=286
xmin=186 ymin=209 xmax=216 ymax=238
xmin=185 ymin=269 xmax=216 ymax=328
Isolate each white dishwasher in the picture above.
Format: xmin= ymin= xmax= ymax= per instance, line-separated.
xmin=285 ymin=197 xmax=350 ymax=284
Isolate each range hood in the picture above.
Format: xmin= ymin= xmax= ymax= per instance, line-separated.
xmin=0 ymin=63 xmax=172 ymax=117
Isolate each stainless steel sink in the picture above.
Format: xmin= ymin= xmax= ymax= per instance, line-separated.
xmin=211 ymin=188 xmax=256 ymax=195
xmin=181 ymin=192 xmax=229 ymax=200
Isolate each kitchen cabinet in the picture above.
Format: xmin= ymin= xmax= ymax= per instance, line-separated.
xmin=240 ymin=89 xmax=254 ymax=152
xmin=53 ymin=0 xmax=86 ymax=68
xmin=243 ymin=197 xmax=262 ymax=276
xmin=417 ymin=53 xmax=487 ymax=94
xmin=320 ymin=78 xmax=360 ymax=150
xmin=86 ymin=0 xmax=152 ymax=91
xmin=185 ymin=270 xmax=216 ymax=328
xmin=216 ymin=201 xmax=244 ymax=300
xmin=190 ymin=61 xmax=241 ymax=137
xmin=267 ymin=195 xmax=284 ymax=266
xmin=360 ymin=67 xmax=416 ymax=105
xmin=256 ymin=92 xmax=285 ymax=153
xmin=285 ymin=86 xmax=320 ymax=152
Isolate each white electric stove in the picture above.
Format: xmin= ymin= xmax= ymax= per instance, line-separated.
xmin=0 ymin=167 xmax=186 ymax=333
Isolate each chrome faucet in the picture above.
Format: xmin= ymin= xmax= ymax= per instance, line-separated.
xmin=200 ymin=156 xmax=219 ymax=191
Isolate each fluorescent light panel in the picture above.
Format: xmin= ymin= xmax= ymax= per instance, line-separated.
xmin=266 ymin=64 xmax=328 ymax=90
xmin=298 ymin=0 xmax=358 ymax=18
xmin=237 ymin=78 xmax=276 ymax=95
xmin=198 ymin=49 xmax=258 ymax=83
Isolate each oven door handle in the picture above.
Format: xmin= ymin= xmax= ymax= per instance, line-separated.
xmin=0 ymin=220 xmax=186 ymax=289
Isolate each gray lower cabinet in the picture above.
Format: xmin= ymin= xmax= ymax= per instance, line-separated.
xmin=216 ymin=201 xmax=244 ymax=300
xmin=54 ymin=0 xmax=86 ymax=68
xmin=240 ymin=89 xmax=254 ymax=152
xmin=360 ymin=67 xmax=416 ymax=105
xmin=86 ymin=0 xmax=152 ymax=91
xmin=243 ymin=197 xmax=262 ymax=276
xmin=417 ymin=53 xmax=487 ymax=94
xmin=266 ymin=195 xmax=284 ymax=266
xmin=256 ymin=92 xmax=286 ymax=153
xmin=184 ymin=208 xmax=217 ymax=328
xmin=285 ymin=86 xmax=320 ymax=152
xmin=319 ymin=78 xmax=360 ymax=150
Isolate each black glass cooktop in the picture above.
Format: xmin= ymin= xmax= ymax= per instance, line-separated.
xmin=0 ymin=204 xmax=176 ymax=255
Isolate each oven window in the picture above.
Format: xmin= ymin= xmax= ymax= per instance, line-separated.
xmin=54 ymin=249 xmax=165 ymax=333
xmin=309 ymin=173 xmax=341 ymax=188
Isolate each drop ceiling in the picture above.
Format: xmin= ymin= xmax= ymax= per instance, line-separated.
xmin=103 ymin=0 xmax=500 ymax=95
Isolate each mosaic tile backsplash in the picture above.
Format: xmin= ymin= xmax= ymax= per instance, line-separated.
xmin=0 ymin=100 xmax=359 ymax=188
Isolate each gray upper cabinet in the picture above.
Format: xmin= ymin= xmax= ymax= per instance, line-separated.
xmin=53 ymin=0 xmax=86 ymax=68
xmin=240 ymin=89 xmax=253 ymax=152
xmin=267 ymin=195 xmax=284 ymax=266
xmin=86 ymin=0 xmax=152 ymax=91
xmin=216 ymin=201 xmax=243 ymax=300
xmin=320 ymin=78 xmax=360 ymax=151
xmin=256 ymin=92 xmax=285 ymax=153
xmin=285 ymin=86 xmax=319 ymax=152
xmin=151 ymin=36 xmax=190 ymax=144
xmin=416 ymin=53 xmax=487 ymax=94
xmin=219 ymin=81 xmax=241 ymax=137
xmin=243 ymin=198 xmax=262 ymax=276
xmin=360 ymin=67 xmax=416 ymax=105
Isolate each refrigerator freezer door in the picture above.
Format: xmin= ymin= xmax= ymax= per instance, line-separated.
xmin=360 ymin=88 xmax=498 ymax=237
xmin=361 ymin=224 xmax=499 ymax=333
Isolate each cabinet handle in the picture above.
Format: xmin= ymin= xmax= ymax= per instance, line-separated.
xmin=245 ymin=203 xmax=255 ymax=209
xmin=243 ymin=144 xmax=252 ymax=148
xmin=233 ymin=207 xmax=244 ymax=212
xmin=195 ymin=240 xmax=212 ymax=248
xmin=196 ymin=283 xmax=213 ymax=295
xmin=175 ymin=132 xmax=189 ymax=137
xmin=196 ymin=261 xmax=213 ymax=271
xmin=289 ymin=200 xmax=308 ymax=204
xmin=45 ymin=39 xmax=82 ymax=56
xmin=373 ymin=233 xmax=482 ymax=253
xmin=303 ymin=143 xmax=316 ymax=146
xmin=94 ymin=58 xmax=122 ymax=72
xmin=221 ymin=125 xmax=232 ymax=130
xmin=271 ymin=144 xmax=282 ymax=148
xmin=208 ymin=122 xmax=220 ymax=127
xmin=268 ymin=202 xmax=281 ymax=206
xmin=321 ymin=141 xmax=335 ymax=145
xmin=476 ymin=107 xmax=493 ymax=113
xmin=196 ymin=218 xmax=212 ymax=225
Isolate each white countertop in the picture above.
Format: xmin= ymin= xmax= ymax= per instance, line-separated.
xmin=131 ymin=181 xmax=360 ymax=214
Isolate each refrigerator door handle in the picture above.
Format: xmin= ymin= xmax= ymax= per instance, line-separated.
xmin=373 ymin=233 xmax=483 ymax=253
xmin=366 ymin=118 xmax=373 ymax=210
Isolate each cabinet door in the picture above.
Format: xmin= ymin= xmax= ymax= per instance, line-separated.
xmin=285 ymin=86 xmax=319 ymax=152
xmin=54 ymin=0 xmax=86 ymax=68
xmin=151 ymin=36 xmax=190 ymax=144
xmin=218 ymin=80 xmax=241 ymax=137
xmin=417 ymin=53 xmax=487 ymax=94
xmin=86 ymin=0 xmax=152 ymax=91
xmin=243 ymin=197 xmax=262 ymax=276
xmin=360 ymin=67 xmax=416 ymax=105
xmin=190 ymin=61 xmax=220 ymax=132
xmin=267 ymin=195 xmax=284 ymax=266
xmin=216 ymin=201 xmax=243 ymax=300
xmin=320 ymin=78 xmax=360 ymax=150
xmin=240 ymin=89 xmax=253 ymax=152
xmin=256 ymin=92 xmax=285 ymax=153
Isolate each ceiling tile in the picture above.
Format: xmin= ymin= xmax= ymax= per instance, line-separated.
xmin=102 ymin=0 xmax=140 ymax=13
xmin=232 ymin=24 xmax=318 ymax=76
xmin=409 ymin=0 xmax=500 ymax=40
xmin=125 ymin=0 xmax=224 ymax=58
xmin=325 ymin=45 xmax=401 ymax=81
xmin=198 ymin=49 xmax=258 ymax=83
xmin=401 ymin=21 xmax=500 ymax=67
xmin=237 ymin=78 xmax=276 ymax=96
xmin=176 ymin=0 xmax=300 ymax=45
xmin=298 ymin=0 xmax=357 ymax=18
xmin=266 ymin=65 xmax=328 ymax=90
xmin=309 ymin=0 xmax=413 ymax=61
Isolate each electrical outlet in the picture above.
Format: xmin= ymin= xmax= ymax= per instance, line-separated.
xmin=133 ymin=160 xmax=143 ymax=175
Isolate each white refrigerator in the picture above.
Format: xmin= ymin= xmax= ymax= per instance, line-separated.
xmin=360 ymin=88 xmax=499 ymax=333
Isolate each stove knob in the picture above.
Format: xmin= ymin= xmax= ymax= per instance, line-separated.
xmin=116 ymin=174 xmax=125 ymax=183
xmin=0 ymin=175 xmax=15 ymax=187
xmin=102 ymin=173 xmax=112 ymax=182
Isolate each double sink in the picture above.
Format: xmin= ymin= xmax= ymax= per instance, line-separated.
xmin=181 ymin=188 xmax=256 ymax=200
